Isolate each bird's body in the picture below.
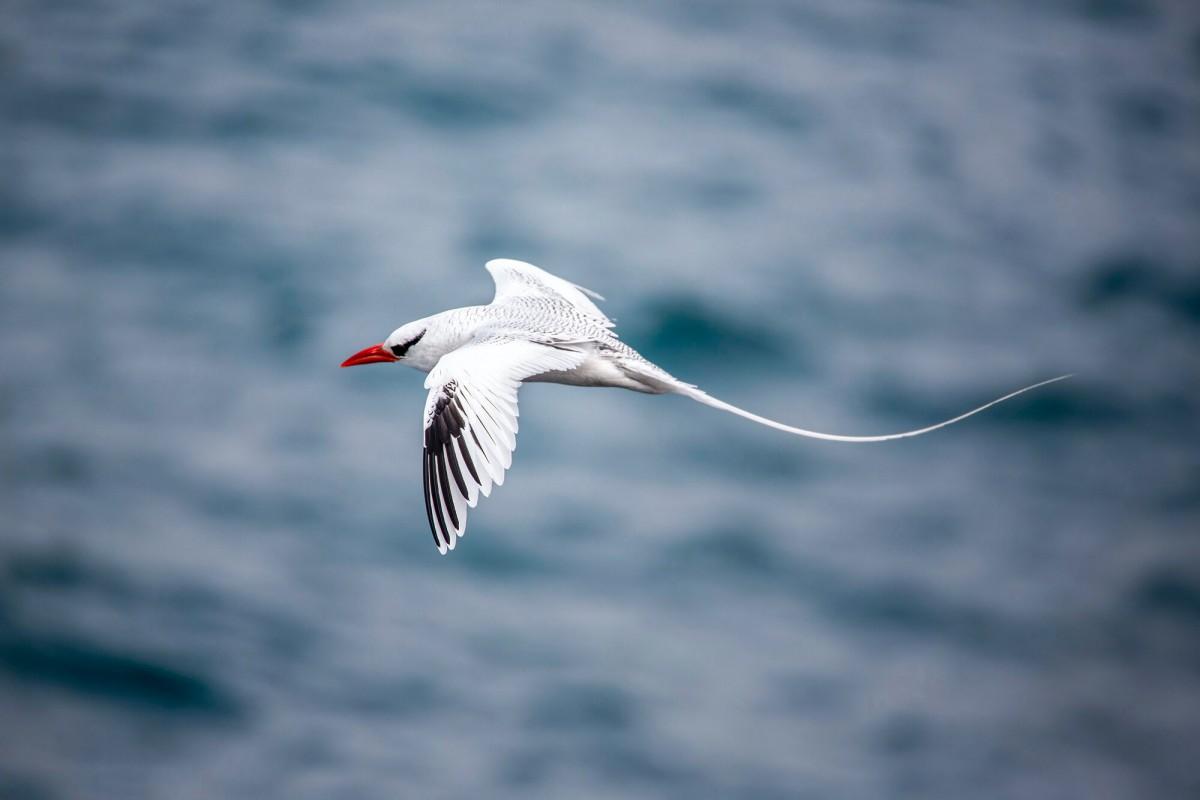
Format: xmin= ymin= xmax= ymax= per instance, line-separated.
xmin=342 ymin=259 xmax=1069 ymax=553
xmin=388 ymin=282 xmax=678 ymax=393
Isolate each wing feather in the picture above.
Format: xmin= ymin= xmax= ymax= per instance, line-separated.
xmin=485 ymin=259 xmax=613 ymax=328
xmin=420 ymin=337 xmax=587 ymax=553
xmin=458 ymin=389 xmax=510 ymax=473
xmin=426 ymin=453 xmax=450 ymax=549
xmin=422 ymin=454 xmax=440 ymax=549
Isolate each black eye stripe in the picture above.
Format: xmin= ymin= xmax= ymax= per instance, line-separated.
xmin=390 ymin=329 xmax=426 ymax=358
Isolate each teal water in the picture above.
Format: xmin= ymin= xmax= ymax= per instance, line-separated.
xmin=2 ymin=2 xmax=1199 ymax=798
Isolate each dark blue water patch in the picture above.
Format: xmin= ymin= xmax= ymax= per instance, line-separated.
xmin=322 ymin=674 xmax=443 ymax=719
xmin=1059 ymin=705 xmax=1165 ymax=775
xmin=1 ymin=547 xmax=132 ymax=600
xmin=1090 ymin=601 xmax=1184 ymax=674
xmin=1031 ymin=127 xmax=1084 ymax=178
xmin=304 ymin=60 xmax=556 ymax=132
xmin=692 ymin=551 xmax=1050 ymax=658
xmin=0 ymin=174 xmax=47 ymax=237
xmin=1080 ymin=253 xmax=1200 ymax=327
xmin=0 ymin=27 xmax=15 ymax=69
xmin=192 ymin=480 xmax=335 ymax=533
xmin=1027 ymin=60 xmax=1074 ymax=109
xmin=635 ymin=167 xmax=766 ymax=214
xmin=778 ymin=4 xmax=933 ymax=58
xmin=204 ymin=90 xmax=327 ymax=143
xmin=448 ymin=529 xmax=553 ymax=579
xmin=656 ymin=527 xmax=788 ymax=582
xmin=1 ymin=546 xmax=315 ymax=669
xmin=1075 ymin=0 xmax=1159 ymax=25
xmin=1153 ymin=466 xmax=1200 ymax=513
xmin=811 ymin=570 xmax=965 ymax=635
xmin=101 ymin=0 xmax=220 ymax=53
xmin=266 ymin=0 xmax=331 ymax=14
xmin=1081 ymin=253 xmax=1160 ymax=302
xmin=0 ymin=774 xmax=53 ymax=800
xmin=690 ymin=174 xmax=763 ymax=210
xmin=461 ymin=222 xmax=547 ymax=267
xmin=526 ymin=681 xmax=638 ymax=733
xmin=59 ymin=198 xmax=292 ymax=280
xmin=497 ymin=746 xmax=560 ymax=790
xmin=670 ymin=171 xmax=765 ymax=212
xmin=155 ymin=579 xmax=314 ymax=663
xmin=469 ymin=629 xmax=572 ymax=671
xmin=1131 ymin=568 xmax=1200 ymax=625
xmin=885 ymin=510 xmax=960 ymax=552
xmin=862 ymin=373 xmax=1127 ymax=430
xmin=535 ymin=28 xmax=595 ymax=81
xmin=581 ymin=741 xmax=698 ymax=791
xmin=1108 ymin=88 xmax=1176 ymax=139
xmin=269 ymin=422 xmax=330 ymax=457
xmin=966 ymin=378 xmax=1129 ymax=427
xmin=500 ymin=739 xmax=697 ymax=793
xmin=272 ymin=737 xmax=334 ymax=783
xmin=1059 ymin=705 xmax=1200 ymax=800
xmin=769 ymin=671 xmax=853 ymax=718
xmin=540 ymin=505 xmax=621 ymax=550
xmin=255 ymin=268 xmax=323 ymax=356
xmin=0 ymin=583 xmax=11 ymax=628
xmin=680 ymin=432 xmax=813 ymax=482
xmin=0 ymin=627 xmax=240 ymax=716
xmin=231 ymin=17 xmax=292 ymax=69
xmin=113 ymin=4 xmax=194 ymax=53
xmin=4 ymin=18 xmax=339 ymax=145
xmin=690 ymin=75 xmax=816 ymax=137
xmin=49 ymin=200 xmax=331 ymax=349
xmin=874 ymin=711 xmax=935 ymax=758
xmin=658 ymin=0 xmax=751 ymax=34
xmin=777 ymin=6 xmax=868 ymax=50
xmin=820 ymin=577 xmax=1044 ymax=658
xmin=629 ymin=296 xmax=796 ymax=372
xmin=910 ymin=122 xmax=958 ymax=182
xmin=3 ymin=78 xmax=189 ymax=142
xmin=11 ymin=443 xmax=93 ymax=487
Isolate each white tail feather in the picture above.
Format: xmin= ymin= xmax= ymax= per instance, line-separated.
xmin=678 ymin=375 xmax=1073 ymax=443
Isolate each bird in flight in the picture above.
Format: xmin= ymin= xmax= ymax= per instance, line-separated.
xmin=342 ymin=259 xmax=1069 ymax=553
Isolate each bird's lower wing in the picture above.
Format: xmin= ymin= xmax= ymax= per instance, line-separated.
xmin=421 ymin=337 xmax=587 ymax=553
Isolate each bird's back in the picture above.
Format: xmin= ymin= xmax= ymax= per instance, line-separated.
xmin=476 ymin=295 xmax=682 ymax=393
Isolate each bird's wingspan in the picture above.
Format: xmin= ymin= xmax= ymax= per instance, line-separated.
xmin=421 ymin=337 xmax=587 ymax=553
xmin=485 ymin=259 xmax=614 ymax=328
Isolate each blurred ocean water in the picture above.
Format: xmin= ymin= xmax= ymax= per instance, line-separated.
xmin=2 ymin=1 xmax=1199 ymax=798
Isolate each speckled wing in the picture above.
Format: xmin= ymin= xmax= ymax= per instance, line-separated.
xmin=485 ymin=258 xmax=614 ymax=328
xmin=421 ymin=337 xmax=587 ymax=553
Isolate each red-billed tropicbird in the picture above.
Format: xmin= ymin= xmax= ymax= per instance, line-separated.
xmin=342 ymin=259 xmax=1069 ymax=553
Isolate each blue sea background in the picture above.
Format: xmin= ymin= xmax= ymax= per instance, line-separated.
xmin=2 ymin=1 xmax=1199 ymax=798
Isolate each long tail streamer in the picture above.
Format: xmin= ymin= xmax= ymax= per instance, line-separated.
xmin=681 ymin=374 xmax=1073 ymax=443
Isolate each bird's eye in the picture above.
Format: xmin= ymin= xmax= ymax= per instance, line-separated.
xmin=390 ymin=330 xmax=425 ymax=358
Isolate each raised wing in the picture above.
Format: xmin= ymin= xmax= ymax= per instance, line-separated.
xmin=421 ymin=337 xmax=587 ymax=553
xmin=485 ymin=258 xmax=613 ymax=328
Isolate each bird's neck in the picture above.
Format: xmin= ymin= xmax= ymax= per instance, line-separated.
xmin=406 ymin=307 xmax=486 ymax=372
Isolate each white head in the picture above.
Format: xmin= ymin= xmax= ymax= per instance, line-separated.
xmin=341 ymin=318 xmax=437 ymax=371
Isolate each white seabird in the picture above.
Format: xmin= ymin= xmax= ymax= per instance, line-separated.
xmin=341 ymin=259 xmax=1069 ymax=553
